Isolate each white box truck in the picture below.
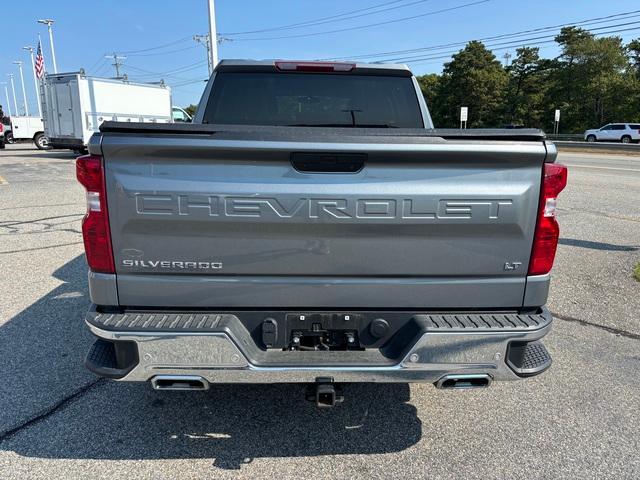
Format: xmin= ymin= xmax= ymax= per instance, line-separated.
xmin=42 ymin=71 xmax=172 ymax=151
xmin=5 ymin=116 xmax=48 ymax=149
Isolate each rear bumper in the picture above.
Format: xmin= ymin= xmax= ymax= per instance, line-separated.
xmin=48 ymin=137 xmax=84 ymax=149
xmin=85 ymin=307 xmax=553 ymax=384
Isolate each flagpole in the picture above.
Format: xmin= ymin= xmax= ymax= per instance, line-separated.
xmin=1 ymin=83 xmax=11 ymax=117
xmin=23 ymin=46 xmax=42 ymax=117
xmin=7 ymin=74 xmax=18 ymax=116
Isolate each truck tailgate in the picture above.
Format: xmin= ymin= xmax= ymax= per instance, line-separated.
xmin=100 ymin=130 xmax=547 ymax=309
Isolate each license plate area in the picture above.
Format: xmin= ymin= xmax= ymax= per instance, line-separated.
xmin=286 ymin=313 xmax=364 ymax=351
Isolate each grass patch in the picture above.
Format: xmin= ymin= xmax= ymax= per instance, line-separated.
xmin=634 ymin=262 xmax=640 ymax=282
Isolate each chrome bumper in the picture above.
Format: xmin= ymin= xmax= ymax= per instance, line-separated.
xmin=86 ymin=312 xmax=552 ymax=384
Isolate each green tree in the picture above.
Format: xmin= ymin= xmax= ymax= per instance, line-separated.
xmin=548 ymin=27 xmax=632 ymax=132
xmin=504 ymin=47 xmax=549 ymax=127
xmin=184 ymin=104 xmax=198 ymax=117
xmin=416 ymin=73 xmax=441 ymax=126
xmin=436 ymin=41 xmax=508 ymax=127
xmin=416 ymin=74 xmax=440 ymax=106
xmin=627 ymin=39 xmax=640 ymax=76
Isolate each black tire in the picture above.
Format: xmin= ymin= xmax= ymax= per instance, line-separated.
xmin=621 ymin=135 xmax=631 ymax=144
xmin=5 ymin=131 xmax=14 ymax=144
xmin=34 ymin=132 xmax=50 ymax=150
xmin=586 ymin=135 xmax=596 ymax=143
xmin=0 ymin=139 xmax=5 ymax=149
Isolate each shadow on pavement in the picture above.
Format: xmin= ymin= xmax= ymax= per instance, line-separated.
xmin=1 ymin=257 xmax=422 ymax=468
xmin=0 ymin=254 xmax=95 ymax=436
xmin=559 ymin=237 xmax=638 ymax=252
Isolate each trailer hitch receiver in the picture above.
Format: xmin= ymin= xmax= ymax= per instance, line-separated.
xmin=306 ymin=378 xmax=344 ymax=408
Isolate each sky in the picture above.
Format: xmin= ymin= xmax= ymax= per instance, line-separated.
xmin=2 ymin=0 xmax=640 ymax=115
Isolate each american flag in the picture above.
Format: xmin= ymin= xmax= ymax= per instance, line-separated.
xmin=35 ymin=41 xmax=45 ymax=79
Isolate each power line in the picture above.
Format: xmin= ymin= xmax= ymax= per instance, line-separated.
xmin=125 ymin=45 xmax=199 ymax=57
xmin=400 ymin=24 xmax=640 ymax=65
xmin=230 ymin=0 xmax=491 ymax=41
xmin=325 ymin=9 xmax=640 ymax=60
xmin=171 ymin=78 xmax=208 ymax=88
xmin=116 ymin=35 xmax=193 ymax=55
xmin=123 ymin=60 xmax=208 ymax=79
xmin=222 ymin=0 xmax=432 ymax=35
xmin=387 ymin=21 xmax=640 ymax=62
xmin=87 ymin=55 xmax=107 ymax=73
xmin=124 ymin=64 xmax=208 ymax=83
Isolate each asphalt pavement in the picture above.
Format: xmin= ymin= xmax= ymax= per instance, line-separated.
xmin=0 ymin=144 xmax=638 ymax=479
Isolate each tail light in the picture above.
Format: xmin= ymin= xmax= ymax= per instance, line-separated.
xmin=528 ymin=163 xmax=568 ymax=276
xmin=76 ymin=154 xmax=115 ymax=273
xmin=275 ymin=61 xmax=355 ymax=72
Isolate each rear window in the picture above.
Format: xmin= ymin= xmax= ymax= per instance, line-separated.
xmin=203 ymin=72 xmax=424 ymax=128
xmin=629 ymin=124 xmax=640 ymax=130
xmin=611 ymin=124 xmax=626 ymax=130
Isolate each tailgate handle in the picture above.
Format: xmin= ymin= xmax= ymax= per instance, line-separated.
xmin=291 ymin=153 xmax=365 ymax=173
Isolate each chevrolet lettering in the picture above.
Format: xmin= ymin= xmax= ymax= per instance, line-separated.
xmin=135 ymin=194 xmax=514 ymax=221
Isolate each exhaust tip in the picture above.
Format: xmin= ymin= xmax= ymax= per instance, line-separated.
xmin=435 ymin=374 xmax=491 ymax=390
xmin=151 ymin=375 xmax=209 ymax=391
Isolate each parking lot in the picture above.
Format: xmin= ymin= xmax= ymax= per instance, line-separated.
xmin=0 ymin=144 xmax=638 ymax=479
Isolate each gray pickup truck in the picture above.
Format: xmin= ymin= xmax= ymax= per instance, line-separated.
xmin=79 ymin=60 xmax=566 ymax=407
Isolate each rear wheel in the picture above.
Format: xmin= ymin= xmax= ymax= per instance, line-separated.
xmin=621 ymin=135 xmax=631 ymax=144
xmin=586 ymin=135 xmax=596 ymax=143
xmin=5 ymin=131 xmax=14 ymax=144
xmin=34 ymin=132 xmax=50 ymax=150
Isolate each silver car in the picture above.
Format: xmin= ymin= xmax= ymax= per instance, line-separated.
xmin=584 ymin=123 xmax=640 ymax=143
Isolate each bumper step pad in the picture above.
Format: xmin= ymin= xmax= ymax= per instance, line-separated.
xmin=506 ymin=340 xmax=552 ymax=377
xmin=413 ymin=312 xmax=549 ymax=330
xmin=87 ymin=309 xmax=552 ymax=333
xmin=85 ymin=338 xmax=138 ymax=379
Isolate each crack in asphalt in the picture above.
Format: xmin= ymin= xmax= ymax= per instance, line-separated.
xmin=552 ymin=311 xmax=640 ymax=341
xmin=0 ymin=202 xmax=79 ymax=211
xmin=0 ymin=214 xmax=84 ymax=238
xmin=558 ymin=207 xmax=640 ymax=223
xmin=0 ymin=378 xmax=107 ymax=443
xmin=0 ymin=241 xmax=84 ymax=255
xmin=0 ymin=228 xmax=82 ymax=236
xmin=0 ymin=214 xmax=84 ymax=228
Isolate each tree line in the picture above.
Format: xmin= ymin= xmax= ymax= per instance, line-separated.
xmin=416 ymin=27 xmax=640 ymax=133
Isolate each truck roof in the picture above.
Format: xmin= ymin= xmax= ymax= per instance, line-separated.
xmin=215 ymin=59 xmax=413 ymax=76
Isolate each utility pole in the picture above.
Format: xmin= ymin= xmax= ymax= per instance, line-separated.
xmin=105 ymin=53 xmax=126 ymax=78
xmin=7 ymin=74 xmax=18 ymax=116
xmin=1 ymin=82 xmax=12 ymax=116
xmin=37 ymin=19 xmax=58 ymax=73
xmin=503 ymin=52 xmax=512 ymax=67
xmin=207 ymin=0 xmax=219 ymax=69
xmin=194 ymin=34 xmax=212 ymax=75
xmin=23 ymin=46 xmax=42 ymax=117
xmin=13 ymin=61 xmax=29 ymax=116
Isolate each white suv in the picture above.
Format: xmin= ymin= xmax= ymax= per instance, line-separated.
xmin=584 ymin=123 xmax=640 ymax=143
